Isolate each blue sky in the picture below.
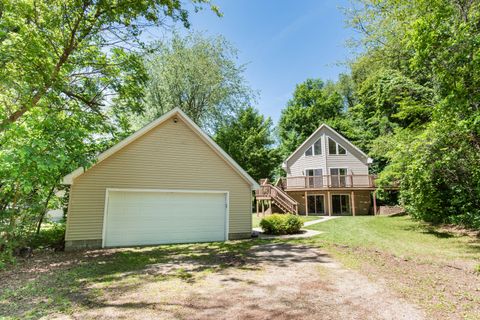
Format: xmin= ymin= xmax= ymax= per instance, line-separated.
xmin=149 ymin=0 xmax=357 ymax=124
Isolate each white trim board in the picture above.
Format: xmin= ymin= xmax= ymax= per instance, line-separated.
xmin=102 ymin=188 xmax=230 ymax=248
xmin=63 ymin=107 xmax=259 ymax=189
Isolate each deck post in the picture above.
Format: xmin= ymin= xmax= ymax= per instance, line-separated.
xmin=327 ymin=191 xmax=331 ymax=216
xmin=373 ymin=190 xmax=377 ymax=215
xmin=261 ymin=200 xmax=265 ymax=217
xmin=304 ymin=191 xmax=308 ymax=216
xmin=351 ymin=191 xmax=356 ymax=216
xmin=269 ymin=200 xmax=272 ymax=214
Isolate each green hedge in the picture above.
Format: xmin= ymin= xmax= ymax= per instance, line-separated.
xmin=259 ymin=214 xmax=303 ymax=235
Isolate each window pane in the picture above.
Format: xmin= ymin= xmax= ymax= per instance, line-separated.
xmin=307 ymin=196 xmax=316 ymax=214
xmin=332 ymin=195 xmax=341 ymax=214
xmin=315 ymin=196 xmax=325 ymax=214
xmin=313 ymin=139 xmax=322 ymax=155
xmin=341 ymin=195 xmax=350 ymax=213
xmin=338 ymin=144 xmax=346 ymax=154
xmin=328 ymin=137 xmax=337 ymax=154
xmin=305 ymin=146 xmax=313 ymax=156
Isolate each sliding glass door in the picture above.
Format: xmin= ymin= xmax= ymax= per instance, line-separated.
xmin=307 ymin=195 xmax=325 ymax=215
xmin=331 ymin=194 xmax=350 ymax=215
xmin=306 ymin=169 xmax=323 ymax=188
xmin=330 ymin=168 xmax=347 ymax=187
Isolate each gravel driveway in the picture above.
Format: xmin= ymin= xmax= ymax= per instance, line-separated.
xmin=63 ymin=243 xmax=424 ymax=320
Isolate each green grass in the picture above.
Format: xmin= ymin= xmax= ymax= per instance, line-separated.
xmin=252 ymin=213 xmax=322 ymax=228
xmin=304 ymin=216 xmax=480 ymax=261
xmin=299 ymin=216 xmax=480 ymax=318
xmin=3 ymin=215 xmax=479 ymax=319
xmin=0 ymin=239 xmax=276 ymax=319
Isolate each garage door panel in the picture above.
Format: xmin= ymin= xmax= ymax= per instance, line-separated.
xmin=104 ymin=190 xmax=227 ymax=247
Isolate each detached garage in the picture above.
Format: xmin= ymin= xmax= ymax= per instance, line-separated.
xmin=63 ymin=108 xmax=259 ymax=250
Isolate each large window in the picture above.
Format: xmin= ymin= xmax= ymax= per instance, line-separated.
xmin=328 ymin=137 xmax=347 ymax=155
xmin=307 ymin=195 xmax=325 ymax=214
xmin=305 ymin=138 xmax=322 ymax=156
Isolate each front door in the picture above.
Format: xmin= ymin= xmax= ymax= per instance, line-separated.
xmin=330 ymin=168 xmax=347 ymax=187
xmin=306 ymin=169 xmax=323 ymax=188
xmin=307 ymin=195 xmax=325 ymax=215
xmin=331 ymin=194 xmax=350 ymax=215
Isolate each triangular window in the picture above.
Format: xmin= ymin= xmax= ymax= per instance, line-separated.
xmin=305 ymin=146 xmax=313 ymax=156
xmin=305 ymin=139 xmax=322 ymax=156
xmin=328 ymin=137 xmax=347 ymax=155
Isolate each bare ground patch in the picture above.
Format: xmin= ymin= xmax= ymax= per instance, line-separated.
xmin=33 ymin=243 xmax=425 ymax=320
xmin=325 ymin=244 xmax=480 ymax=320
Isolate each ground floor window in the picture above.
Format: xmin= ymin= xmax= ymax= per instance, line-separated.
xmin=332 ymin=194 xmax=350 ymax=215
xmin=307 ymin=195 xmax=325 ymax=214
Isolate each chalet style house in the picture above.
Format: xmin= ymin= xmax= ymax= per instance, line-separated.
xmin=256 ymin=124 xmax=378 ymax=216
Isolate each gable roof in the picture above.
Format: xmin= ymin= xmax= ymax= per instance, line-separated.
xmin=283 ymin=123 xmax=373 ymax=167
xmin=63 ymin=107 xmax=259 ymax=189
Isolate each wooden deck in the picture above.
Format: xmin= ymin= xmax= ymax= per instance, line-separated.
xmin=278 ymin=175 xmax=378 ymax=190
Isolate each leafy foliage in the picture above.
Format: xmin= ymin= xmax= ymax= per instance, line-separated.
xmin=346 ymin=0 xmax=480 ymax=228
xmin=278 ymin=79 xmax=344 ymax=156
xmin=0 ymin=0 xmax=216 ymax=262
xmin=214 ymin=107 xmax=280 ymax=181
xmin=137 ymin=32 xmax=255 ymax=132
xmin=28 ymin=223 xmax=66 ymax=251
xmin=259 ymin=214 xmax=303 ymax=235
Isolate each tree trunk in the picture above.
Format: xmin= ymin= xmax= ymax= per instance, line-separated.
xmin=36 ymin=185 xmax=56 ymax=235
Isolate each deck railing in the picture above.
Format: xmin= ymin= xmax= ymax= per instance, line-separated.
xmin=279 ymin=175 xmax=377 ymax=189
xmin=255 ymin=183 xmax=299 ymax=214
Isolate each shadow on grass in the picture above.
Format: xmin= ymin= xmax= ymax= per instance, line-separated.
xmin=1 ymin=239 xmax=329 ymax=319
xmin=422 ymin=227 xmax=454 ymax=239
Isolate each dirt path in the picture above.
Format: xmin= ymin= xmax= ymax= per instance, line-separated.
xmin=61 ymin=243 xmax=424 ymax=320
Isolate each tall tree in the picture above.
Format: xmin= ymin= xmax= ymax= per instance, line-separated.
xmin=348 ymin=0 xmax=480 ymax=228
xmin=214 ymin=107 xmax=280 ymax=182
xmin=0 ymin=0 xmax=219 ymax=133
xmin=137 ymin=32 xmax=255 ymax=132
xmin=278 ymin=79 xmax=343 ymax=156
xmin=0 ymin=0 xmax=218 ymax=262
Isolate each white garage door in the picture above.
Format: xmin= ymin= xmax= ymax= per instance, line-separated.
xmin=103 ymin=189 xmax=228 ymax=247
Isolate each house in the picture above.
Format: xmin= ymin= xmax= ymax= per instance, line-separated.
xmin=63 ymin=108 xmax=259 ymax=250
xmin=255 ymin=124 xmax=377 ymax=216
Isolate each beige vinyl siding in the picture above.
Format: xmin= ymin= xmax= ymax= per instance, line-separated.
xmin=286 ymin=127 xmax=369 ymax=177
xmin=66 ymin=117 xmax=252 ymax=241
xmin=287 ymin=132 xmax=327 ymax=177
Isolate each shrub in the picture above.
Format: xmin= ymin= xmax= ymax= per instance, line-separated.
xmin=28 ymin=223 xmax=65 ymax=251
xmin=259 ymin=214 xmax=303 ymax=235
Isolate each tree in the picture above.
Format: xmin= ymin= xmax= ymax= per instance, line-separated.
xmin=137 ymin=32 xmax=256 ymax=132
xmin=0 ymin=0 xmax=219 ymax=132
xmin=347 ymin=0 xmax=480 ymax=228
xmin=0 ymin=0 xmax=218 ymax=263
xmin=214 ymin=107 xmax=280 ymax=182
xmin=278 ymin=79 xmax=343 ymax=156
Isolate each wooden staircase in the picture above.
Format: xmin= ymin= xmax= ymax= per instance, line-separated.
xmin=255 ymin=179 xmax=299 ymax=214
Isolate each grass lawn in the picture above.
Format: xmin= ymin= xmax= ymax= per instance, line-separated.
xmin=252 ymin=213 xmax=321 ymax=228
xmin=2 ymin=215 xmax=479 ymax=319
xmin=303 ymin=216 xmax=480 ymax=261
xmin=300 ymin=216 xmax=480 ymax=319
xmin=0 ymin=240 xmax=274 ymax=319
